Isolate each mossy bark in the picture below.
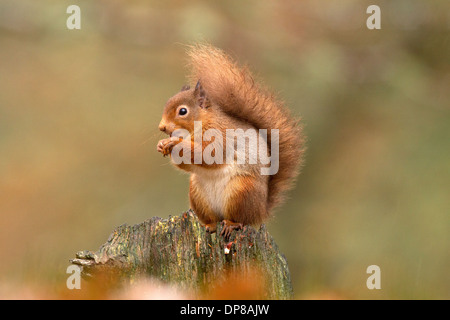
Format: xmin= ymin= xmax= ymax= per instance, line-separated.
xmin=71 ymin=210 xmax=293 ymax=299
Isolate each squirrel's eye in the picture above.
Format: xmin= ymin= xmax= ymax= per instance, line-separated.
xmin=178 ymin=107 xmax=188 ymax=116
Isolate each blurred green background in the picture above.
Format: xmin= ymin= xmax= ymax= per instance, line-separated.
xmin=0 ymin=0 xmax=449 ymax=299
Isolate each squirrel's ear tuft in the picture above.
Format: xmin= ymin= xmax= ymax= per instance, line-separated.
xmin=194 ymin=80 xmax=210 ymax=109
xmin=180 ymin=85 xmax=190 ymax=92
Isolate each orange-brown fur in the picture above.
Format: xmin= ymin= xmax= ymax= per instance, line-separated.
xmin=157 ymin=44 xmax=305 ymax=229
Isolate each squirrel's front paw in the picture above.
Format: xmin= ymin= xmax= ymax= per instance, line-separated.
xmin=157 ymin=137 xmax=181 ymax=157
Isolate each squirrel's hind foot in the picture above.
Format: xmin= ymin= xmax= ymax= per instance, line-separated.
xmin=220 ymin=220 xmax=243 ymax=239
xmin=205 ymin=223 xmax=217 ymax=234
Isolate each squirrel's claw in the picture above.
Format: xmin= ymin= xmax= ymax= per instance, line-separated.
xmin=157 ymin=141 xmax=165 ymax=155
xmin=157 ymin=137 xmax=181 ymax=157
xmin=220 ymin=220 xmax=243 ymax=239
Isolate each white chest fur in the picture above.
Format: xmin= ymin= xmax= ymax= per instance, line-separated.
xmin=192 ymin=164 xmax=239 ymax=217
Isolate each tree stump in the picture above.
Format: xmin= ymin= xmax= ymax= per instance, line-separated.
xmin=70 ymin=210 xmax=293 ymax=299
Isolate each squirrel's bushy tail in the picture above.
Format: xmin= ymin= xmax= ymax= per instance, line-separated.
xmin=187 ymin=44 xmax=305 ymax=213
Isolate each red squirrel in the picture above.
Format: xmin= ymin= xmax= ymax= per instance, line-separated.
xmin=157 ymin=44 xmax=305 ymax=237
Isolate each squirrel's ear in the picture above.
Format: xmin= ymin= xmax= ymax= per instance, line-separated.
xmin=194 ymin=80 xmax=210 ymax=109
xmin=180 ymin=85 xmax=190 ymax=92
